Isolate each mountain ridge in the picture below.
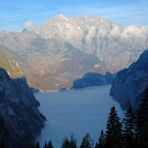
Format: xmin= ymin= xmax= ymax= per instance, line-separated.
xmin=0 ymin=15 xmax=148 ymax=90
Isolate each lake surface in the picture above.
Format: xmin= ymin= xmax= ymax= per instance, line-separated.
xmin=35 ymin=85 xmax=124 ymax=148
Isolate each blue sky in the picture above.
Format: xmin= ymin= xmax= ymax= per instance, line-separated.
xmin=0 ymin=0 xmax=148 ymax=31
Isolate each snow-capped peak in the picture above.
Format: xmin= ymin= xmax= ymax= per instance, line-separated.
xmin=56 ymin=14 xmax=68 ymax=20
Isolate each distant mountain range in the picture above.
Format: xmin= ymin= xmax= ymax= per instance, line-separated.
xmin=110 ymin=49 xmax=148 ymax=109
xmin=0 ymin=15 xmax=148 ymax=90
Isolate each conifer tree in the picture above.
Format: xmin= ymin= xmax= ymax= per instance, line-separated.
xmin=35 ymin=141 xmax=40 ymax=148
xmin=43 ymin=142 xmax=47 ymax=148
xmin=105 ymin=106 xmax=121 ymax=148
xmin=61 ymin=136 xmax=77 ymax=148
xmin=122 ymin=105 xmax=136 ymax=147
xmin=80 ymin=134 xmax=93 ymax=148
xmin=61 ymin=138 xmax=70 ymax=148
xmin=95 ymin=143 xmax=100 ymax=148
xmin=46 ymin=140 xmax=54 ymax=148
xmin=136 ymin=86 xmax=148 ymax=147
xmin=95 ymin=130 xmax=106 ymax=148
xmin=69 ymin=135 xmax=77 ymax=148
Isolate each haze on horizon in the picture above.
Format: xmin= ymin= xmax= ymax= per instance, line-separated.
xmin=0 ymin=0 xmax=148 ymax=32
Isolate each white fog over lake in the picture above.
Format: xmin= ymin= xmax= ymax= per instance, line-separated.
xmin=35 ymin=85 xmax=124 ymax=148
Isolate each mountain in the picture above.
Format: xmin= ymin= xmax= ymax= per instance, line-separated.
xmin=35 ymin=15 xmax=148 ymax=72
xmin=0 ymin=31 xmax=106 ymax=90
xmin=110 ymin=49 xmax=148 ymax=109
xmin=0 ymin=15 xmax=148 ymax=90
xmin=72 ymin=72 xmax=115 ymax=89
xmin=0 ymin=68 xmax=45 ymax=147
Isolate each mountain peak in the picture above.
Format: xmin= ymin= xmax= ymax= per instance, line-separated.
xmin=55 ymin=14 xmax=69 ymax=20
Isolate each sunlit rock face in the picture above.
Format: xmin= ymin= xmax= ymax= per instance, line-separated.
xmin=0 ymin=48 xmax=24 ymax=78
xmin=110 ymin=49 xmax=148 ymax=109
xmin=0 ymin=15 xmax=148 ymax=90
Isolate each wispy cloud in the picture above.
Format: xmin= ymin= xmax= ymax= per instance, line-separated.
xmin=0 ymin=4 xmax=56 ymax=31
xmin=56 ymin=1 xmax=148 ymax=25
xmin=0 ymin=0 xmax=148 ymax=31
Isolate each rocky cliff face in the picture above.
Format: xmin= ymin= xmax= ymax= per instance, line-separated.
xmin=110 ymin=49 xmax=148 ymax=109
xmin=0 ymin=68 xmax=45 ymax=148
